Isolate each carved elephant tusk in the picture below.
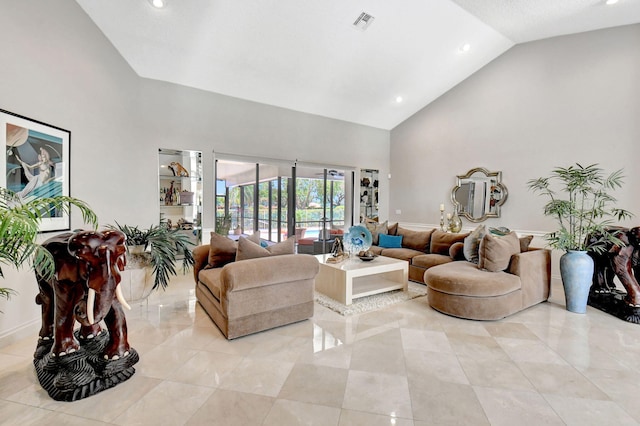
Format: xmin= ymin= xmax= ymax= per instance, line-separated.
xmin=87 ymin=288 xmax=96 ymax=325
xmin=115 ymin=284 xmax=131 ymax=311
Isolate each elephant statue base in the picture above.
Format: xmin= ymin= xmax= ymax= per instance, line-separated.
xmin=34 ymin=330 xmax=139 ymax=401
xmin=588 ymin=290 xmax=640 ymax=324
xmin=588 ymin=227 xmax=640 ymax=324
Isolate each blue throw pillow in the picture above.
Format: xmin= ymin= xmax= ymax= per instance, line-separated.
xmin=379 ymin=234 xmax=403 ymax=248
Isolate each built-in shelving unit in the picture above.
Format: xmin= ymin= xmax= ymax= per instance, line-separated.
xmin=359 ymin=168 xmax=379 ymax=221
xmin=158 ymin=148 xmax=202 ymax=248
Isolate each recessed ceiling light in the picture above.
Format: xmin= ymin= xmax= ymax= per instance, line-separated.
xmin=395 ymin=96 xmax=403 ymax=103
xmin=459 ymin=43 xmax=471 ymax=53
xmin=150 ymin=0 xmax=167 ymax=8
xmin=605 ymin=0 xmax=619 ymax=4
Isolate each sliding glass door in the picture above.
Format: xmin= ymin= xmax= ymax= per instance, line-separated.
xmin=293 ymin=165 xmax=347 ymax=242
xmin=214 ymin=154 xmax=354 ymax=244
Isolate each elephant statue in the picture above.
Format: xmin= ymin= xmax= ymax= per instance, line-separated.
xmin=34 ymin=229 xmax=139 ymax=401
xmin=35 ymin=229 xmax=133 ymax=359
xmin=588 ymin=226 xmax=640 ymax=324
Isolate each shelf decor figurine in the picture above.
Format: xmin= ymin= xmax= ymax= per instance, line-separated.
xmin=168 ymin=161 xmax=189 ymax=177
xmin=165 ymin=181 xmax=175 ymax=205
xmin=439 ymin=203 xmax=446 ymax=231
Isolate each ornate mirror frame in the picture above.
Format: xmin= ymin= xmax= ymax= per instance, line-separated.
xmin=451 ymin=167 xmax=508 ymax=223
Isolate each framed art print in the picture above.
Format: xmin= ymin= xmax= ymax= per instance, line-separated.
xmin=1 ymin=109 xmax=71 ymax=232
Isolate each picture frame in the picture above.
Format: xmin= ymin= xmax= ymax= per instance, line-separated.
xmin=1 ymin=109 xmax=71 ymax=232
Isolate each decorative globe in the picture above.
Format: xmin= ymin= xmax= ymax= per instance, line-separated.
xmin=343 ymin=225 xmax=372 ymax=255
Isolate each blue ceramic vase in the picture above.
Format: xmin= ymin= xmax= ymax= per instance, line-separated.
xmin=559 ymin=250 xmax=594 ymax=314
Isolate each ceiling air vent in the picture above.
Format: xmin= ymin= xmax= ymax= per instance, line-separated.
xmin=353 ymin=12 xmax=375 ymax=31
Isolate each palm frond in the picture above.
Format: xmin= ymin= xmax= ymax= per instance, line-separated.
xmin=109 ymin=221 xmax=195 ymax=291
xmin=0 ymin=188 xmax=98 ymax=301
xmin=527 ymin=163 xmax=632 ymax=252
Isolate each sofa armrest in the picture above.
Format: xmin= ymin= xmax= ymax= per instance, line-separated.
xmin=221 ymin=254 xmax=319 ymax=293
xmin=508 ymin=248 xmax=551 ymax=307
xmin=508 ymin=248 xmax=549 ymax=275
xmin=193 ymin=244 xmax=211 ymax=284
xmin=449 ymin=242 xmax=466 ymax=261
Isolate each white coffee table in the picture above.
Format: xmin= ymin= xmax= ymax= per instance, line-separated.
xmin=314 ymin=254 xmax=409 ymax=305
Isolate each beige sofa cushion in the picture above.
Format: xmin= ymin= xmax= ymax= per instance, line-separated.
xmin=478 ymin=231 xmax=521 ymax=272
xmin=379 ymin=247 xmax=425 ymax=261
xmin=519 ymin=235 xmax=534 ymax=252
xmin=430 ymin=230 xmax=469 ymax=256
xmin=198 ymin=267 xmax=223 ymax=302
xmin=369 ymin=245 xmax=384 ymax=255
xmin=397 ymin=227 xmax=433 ymax=252
xmin=207 ymin=233 xmax=238 ymax=268
xmin=426 ymin=261 xmax=521 ymax=297
xmin=411 ymin=253 xmax=453 ymax=269
xmin=236 ymin=236 xmax=295 ymax=261
xmin=206 ymin=232 xmax=260 ymax=268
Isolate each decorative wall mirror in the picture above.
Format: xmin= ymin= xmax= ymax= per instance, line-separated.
xmin=451 ymin=167 xmax=508 ymax=223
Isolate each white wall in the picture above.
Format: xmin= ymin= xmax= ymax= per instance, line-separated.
xmin=0 ymin=0 xmax=390 ymax=343
xmin=390 ymin=24 xmax=640 ymax=233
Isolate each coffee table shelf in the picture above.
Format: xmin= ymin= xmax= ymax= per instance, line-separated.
xmin=314 ymin=255 xmax=408 ymax=305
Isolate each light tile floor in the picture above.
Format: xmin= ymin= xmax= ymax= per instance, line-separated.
xmin=2 ymin=274 xmax=640 ymax=425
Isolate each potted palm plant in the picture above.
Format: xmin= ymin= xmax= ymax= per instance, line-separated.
xmin=0 ymin=188 xmax=98 ymax=304
xmin=528 ymin=163 xmax=633 ymax=313
xmin=109 ymin=222 xmax=195 ymax=301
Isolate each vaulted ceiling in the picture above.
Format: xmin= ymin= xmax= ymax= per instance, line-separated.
xmin=76 ymin=0 xmax=640 ymax=130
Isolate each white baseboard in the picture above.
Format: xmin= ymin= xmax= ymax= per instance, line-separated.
xmin=0 ymin=319 xmax=39 ymax=349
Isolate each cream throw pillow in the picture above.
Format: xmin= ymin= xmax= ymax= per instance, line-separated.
xmin=363 ymin=220 xmax=388 ymax=245
xmin=477 ymin=231 xmax=520 ymax=272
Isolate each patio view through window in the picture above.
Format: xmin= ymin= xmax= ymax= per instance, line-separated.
xmin=215 ymin=157 xmax=352 ymax=242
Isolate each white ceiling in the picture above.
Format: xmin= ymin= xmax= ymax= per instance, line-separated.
xmin=76 ymin=0 xmax=640 ymax=130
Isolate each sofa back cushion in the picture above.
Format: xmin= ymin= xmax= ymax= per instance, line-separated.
xmin=379 ymin=234 xmax=403 ymax=248
xmin=207 ymin=232 xmax=260 ymax=268
xmin=519 ymin=235 xmax=534 ymax=252
xmin=236 ymin=236 xmax=295 ymax=261
xmin=430 ymin=230 xmax=469 ymax=256
xmin=478 ymin=231 xmax=521 ymax=272
xmin=207 ymin=233 xmax=238 ymax=268
xmin=397 ymin=226 xmax=433 ymax=252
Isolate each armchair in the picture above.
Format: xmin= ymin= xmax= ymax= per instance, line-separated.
xmin=193 ymin=244 xmax=319 ymax=339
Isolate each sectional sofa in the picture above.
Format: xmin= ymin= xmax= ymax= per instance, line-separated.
xmin=364 ymin=222 xmax=551 ymax=320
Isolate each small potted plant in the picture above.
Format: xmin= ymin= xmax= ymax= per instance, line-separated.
xmin=528 ymin=163 xmax=633 ymax=313
xmin=109 ymin=222 xmax=195 ymax=301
